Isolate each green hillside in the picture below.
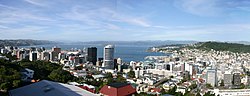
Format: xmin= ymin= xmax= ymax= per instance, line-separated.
xmin=196 ymin=41 xmax=250 ymax=53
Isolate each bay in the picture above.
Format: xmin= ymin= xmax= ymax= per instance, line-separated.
xmin=21 ymin=43 xmax=168 ymax=62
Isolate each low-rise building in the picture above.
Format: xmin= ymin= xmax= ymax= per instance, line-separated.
xmin=212 ymin=89 xmax=250 ymax=96
xmin=21 ymin=68 xmax=34 ymax=81
xmin=9 ymin=80 xmax=99 ymax=96
xmin=99 ymin=82 xmax=136 ymax=96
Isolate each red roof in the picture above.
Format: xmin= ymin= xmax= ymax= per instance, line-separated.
xmin=99 ymin=83 xmax=136 ymax=96
xmin=150 ymin=88 xmax=161 ymax=92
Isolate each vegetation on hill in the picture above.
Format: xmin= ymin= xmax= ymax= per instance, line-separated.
xmin=0 ymin=57 xmax=74 ymax=95
xmin=0 ymin=39 xmax=58 ymax=47
xmin=196 ymin=41 xmax=250 ymax=53
xmin=48 ymin=68 xmax=74 ymax=83
xmin=19 ymin=60 xmax=61 ymax=80
xmin=0 ymin=59 xmax=22 ymax=91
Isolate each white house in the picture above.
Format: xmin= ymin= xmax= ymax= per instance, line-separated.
xmin=21 ymin=68 xmax=34 ymax=81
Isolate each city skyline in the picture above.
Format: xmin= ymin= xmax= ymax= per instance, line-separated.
xmin=1 ymin=0 xmax=250 ymax=41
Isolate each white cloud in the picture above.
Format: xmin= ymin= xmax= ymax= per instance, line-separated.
xmin=132 ymin=23 xmax=250 ymax=41
xmin=0 ymin=25 xmax=9 ymax=29
xmin=0 ymin=25 xmax=48 ymax=39
xmin=23 ymin=0 xmax=46 ymax=6
xmin=60 ymin=5 xmax=151 ymax=28
xmin=0 ymin=4 xmax=53 ymax=24
xmin=174 ymin=0 xmax=223 ymax=16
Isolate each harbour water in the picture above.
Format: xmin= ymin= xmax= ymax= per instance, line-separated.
xmin=22 ymin=43 xmax=168 ymax=62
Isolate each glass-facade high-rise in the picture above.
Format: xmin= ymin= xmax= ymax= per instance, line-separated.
xmin=87 ymin=47 xmax=97 ymax=65
xmin=103 ymin=45 xmax=114 ymax=69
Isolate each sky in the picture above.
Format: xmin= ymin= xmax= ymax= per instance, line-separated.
xmin=0 ymin=0 xmax=250 ymax=41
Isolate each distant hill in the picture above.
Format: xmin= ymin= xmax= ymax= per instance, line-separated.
xmin=196 ymin=41 xmax=250 ymax=53
xmin=80 ymin=40 xmax=198 ymax=46
xmin=0 ymin=39 xmax=58 ymax=47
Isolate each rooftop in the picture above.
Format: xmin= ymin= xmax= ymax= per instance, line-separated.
xmin=9 ymin=80 xmax=99 ymax=96
xmin=107 ymin=82 xmax=130 ymax=88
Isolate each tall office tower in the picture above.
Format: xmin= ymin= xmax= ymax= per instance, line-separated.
xmin=181 ymin=63 xmax=185 ymax=72
xmin=117 ymin=58 xmax=122 ymax=65
xmin=52 ymin=46 xmax=61 ymax=53
xmin=50 ymin=51 xmax=57 ymax=61
xmin=114 ymin=58 xmax=117 ymax=69
xmin=30 ymin=47 xmax=36 ymax=52
xmin=103 ymin=45 xmax=115 ymax=69
xmin=87 ymin=47 xmax=97 ymax=65
xmin=206 ymin=69 xmax=218 ymax=87
xmin=50 ymin=46 xmax=61 ymax=61
xmin=224 ymin=71 xmax=232 ymax=87
xmin=41 ymin=51 xmax=50 ymax=61
xmin=29 ymin=51 xmax=37 ymax=61
xmin=79 ymin=55 xmax=87 ymax=64
xmin=41 ymin=47 xmax=46 ymax=51
xmin=233 ymin=72 xmax=241 ymax=86
xmin=96 ymin=58 xmax=103 ymax=67
xmin=117 ymin=58 xmax=122 ymax=72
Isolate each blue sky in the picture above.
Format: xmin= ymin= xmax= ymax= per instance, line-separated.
xmin=0 ymin=0 xmax=250 ymax=41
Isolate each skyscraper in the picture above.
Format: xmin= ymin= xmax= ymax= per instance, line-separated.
xmin=50 ymin=46 xmax=61 ymax=61
xmin=224 ymin=71 xmax=232 ymax=87
xmin=103 ymin=45 xmax=115 ymax=69
xmin=233 ymin=72 xmax=241 ymax=86
xmin=87 ymin=47 xmax=97 ymax=65
xmin=206 ymin=69 xmax=218 ymax=87
xmin=29 ymin=51 xmax=37 ymax=61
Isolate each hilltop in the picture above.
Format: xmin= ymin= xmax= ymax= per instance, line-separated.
xmin=0 ymin=39 xmax=58 ymax=47
xmin=150 ymin=41 xmax=250 ymax=53
xmin=195 ymin=41 xmax=250 ymax=53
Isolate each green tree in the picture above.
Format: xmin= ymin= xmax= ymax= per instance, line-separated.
xmin=184 ymin=91 xmax=195 ymax=96
xmin=19 ymin=60 xmax=60 ymax=79
xmin=48 ymin=68 xmax=73 ymax=83
xmin=116 ymin=74 xmax=127 ymax=83
xmin=220 ymin=80 xmax=224 ymax=86
xmin=12 ymin=80 xmax=21 ymax=88
xmin=0 ymin=82 xmax=11 ymax=91
xmin=75 ymin=66 xmax=83 ymax=70
xmin=190 ymin=83 xmax=197 ymax=90
xmin=167 ymin=85 xmax=177 ymax=95
xmin=196 ymin=93 xmax=202 ymax=96
xmin=206 ymin=84 xmax=213 ymax=89
xmin=127 ymin=70 xmax=135 ymax=78
xmin=204 ymin=91 xmax=215 ymax=96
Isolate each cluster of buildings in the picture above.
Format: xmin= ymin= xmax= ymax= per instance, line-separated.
xmin=5 ymin=43 xmax=250 ymax=96
xmin=0 ymin=45 xmax=119 ymax=70
xmin=151 ymin=47 xmax=250 ymax=95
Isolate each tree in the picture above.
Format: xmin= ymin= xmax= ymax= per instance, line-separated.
xmin=48 ymin=68 xmax=73 ymax=83
xmin=204 ymin=91 xmax=215 ymax=96
xmin=167 ymin=85 xmax=177 ymax=95
xmin=0 ymin=59 xmax=22 ymax=91
xmin=196 ymin=93 xmax=202 ymax=96
xmin=12 ymin=80 xmax=21 ymax=88
xmin=190 ymin=83 xmax=197 ymax=90
xmin=19 ymin=60 xmax=60 ymax=79
xmin=127 ymin=70 xmax=135 ymax=78
xmin=75 ymin=66 xmax=83 ymax=70
xmin=0 ymin=82 xmax=11 ymax=91
xmin=220 ymin=80 xmax=224 ymax=86
xmin=184 ymin=91 xmax=195 ymax=96
xmin=206 ymin=84 xmax=213 ymax=89
xmin=116 ymin=74 xmax=127 ymax=83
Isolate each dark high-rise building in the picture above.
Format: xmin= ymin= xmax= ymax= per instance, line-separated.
xmin=87 ymin=47 xmax=97 ymax=65
xmin=233 ymin=72 xmax=241 ymax=86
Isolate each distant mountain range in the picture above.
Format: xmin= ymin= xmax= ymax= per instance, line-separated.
xmin=0 ymin=39 xmax=58 ymax=47
xmin=69 ymin=40 xmax=198 ymax=46
xmin=1 ymin=39 xmax=250 ymax=47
